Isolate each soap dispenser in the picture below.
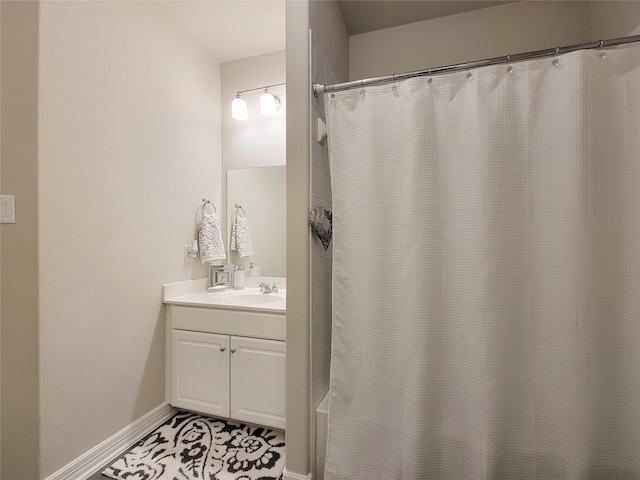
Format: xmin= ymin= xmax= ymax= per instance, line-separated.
xmin=232 ymin=265 xmax=244 ymax=290
xmin=246 ymin=262 xmax=261 ymax=276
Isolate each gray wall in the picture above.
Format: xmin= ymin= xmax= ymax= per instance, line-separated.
xmin=1 ymin=2 xmax=40 ymax=477
xmin=2 ymin=2 xmax=223 ymax=476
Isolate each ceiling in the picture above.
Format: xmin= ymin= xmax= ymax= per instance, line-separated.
xmin=153 ymin=1 xmax=512 ymax=63
xmin=338 ymin=1 xmax=514 ymax=35
xmin=155 ymin=1 xmax=286 ymax=63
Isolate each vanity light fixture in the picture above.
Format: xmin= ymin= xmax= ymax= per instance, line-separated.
xmin=231 ymin=93 xmax=248 ymax=121
xmin=259 ymin=87 xmax=280 ymax=116
xmin=231 ymin=82 xmax=285 ymax=120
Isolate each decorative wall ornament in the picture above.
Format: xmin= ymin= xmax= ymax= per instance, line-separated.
xmin=309 ymin=207 xmax=332 ymax=251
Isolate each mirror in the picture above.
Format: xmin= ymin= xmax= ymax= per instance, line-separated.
xmin=227 ymin=166 xmax=286 ymax=277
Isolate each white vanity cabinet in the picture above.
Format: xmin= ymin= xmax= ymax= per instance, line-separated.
xmin=166 ymin=303 xmax=286 ymax=430
xmin=171 ymin=330 xmax=230 ymax=418
xmin=229 ymin=336 xmax=286 ymax=427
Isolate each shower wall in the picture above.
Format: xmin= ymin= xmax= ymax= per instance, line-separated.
xmin=309 ymin=0 xmax=348 ymax=476
xmin=589 ymin=2 xmax=640 ymax=38
xmin=309 ymin=36 xmax=333 ymax=415
xmin=350 ymin=1 xmax=640 ymax=80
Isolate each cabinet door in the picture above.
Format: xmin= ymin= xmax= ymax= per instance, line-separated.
xmin=230 ymin=336 xmax=286 ymax=430
xmin=172 ymin=330 xmax=230 ymax=417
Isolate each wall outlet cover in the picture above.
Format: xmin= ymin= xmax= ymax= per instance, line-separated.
xmin=0 ymin=195 xmax=16 ymax=223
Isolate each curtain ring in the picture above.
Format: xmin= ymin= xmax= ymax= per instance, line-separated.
xmin=598 ymin=40 xmax=607 ymax=60
xmin=552 ymin=47 xmax=561 ymax=67
xmin=506 ymin=54 xmax=511 ymax=63
xmin=466 ymin=61 xmax=473 ymax=80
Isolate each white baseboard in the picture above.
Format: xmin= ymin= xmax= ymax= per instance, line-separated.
xmin=283 ymin=467 xmax=314 ymax=480
xmin=44 ymin=403 xmax=176 ymax=480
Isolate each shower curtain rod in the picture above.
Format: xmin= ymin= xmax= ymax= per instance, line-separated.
xmin=313 ymin=34 xmax=640 ymax=96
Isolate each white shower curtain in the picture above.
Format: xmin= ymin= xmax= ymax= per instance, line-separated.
xmin=324 ymin=44 xmax=640 ymax=480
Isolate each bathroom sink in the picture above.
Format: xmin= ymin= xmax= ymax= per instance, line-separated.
xmin=207 ymin=288 xmax=286 ymax=311
xmin=223 ymin=293 xmax=283 ymax=304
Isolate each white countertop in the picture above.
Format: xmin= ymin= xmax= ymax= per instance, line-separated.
xmin=163 ymin=278 xmax=286 ymax=314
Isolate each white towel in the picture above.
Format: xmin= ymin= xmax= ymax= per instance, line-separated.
xmin=230 ymin=215 xmax=253 ymax=258
xmin=199 ymin=213 xmax=226 ymax=263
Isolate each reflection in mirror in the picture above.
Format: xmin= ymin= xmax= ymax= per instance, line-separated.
xmin=227 ymin=166 xmax=286 ymax=277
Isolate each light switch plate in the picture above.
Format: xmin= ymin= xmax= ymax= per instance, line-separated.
xmin=0 ymin=195 xmax=16 ymax=224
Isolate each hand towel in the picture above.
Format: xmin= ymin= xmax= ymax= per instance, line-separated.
xmin=230 ymin=215 xmax=253 ymax=258
xmin=199 ymin=213 xmax=226 ymax=263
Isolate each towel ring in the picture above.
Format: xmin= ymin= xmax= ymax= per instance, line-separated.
xmin=201 ymin=199 xmax=216 ymax=213
xmin=234 ymin=204 xmax=246 ymax=217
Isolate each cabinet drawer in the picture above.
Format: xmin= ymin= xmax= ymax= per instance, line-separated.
xmin=169 ymin=305 xmax=285 ymax=340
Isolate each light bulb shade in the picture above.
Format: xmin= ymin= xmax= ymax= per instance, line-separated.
xmin=231 ymin=96 xmax=248 ymax=120
xmin=260 ymin=90 xmax=279 ymax=116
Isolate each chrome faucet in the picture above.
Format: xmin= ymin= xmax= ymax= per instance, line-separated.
xmin=259 ymin=282 xmax=278 ymax=293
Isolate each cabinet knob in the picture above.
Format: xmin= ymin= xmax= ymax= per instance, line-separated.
xmin=220 ymin=347 xmax=226 ymax=352
xmin=231 ymin=348 xmax=237 ymax=353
